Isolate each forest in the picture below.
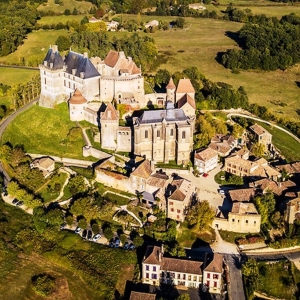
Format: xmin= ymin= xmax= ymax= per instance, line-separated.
xmin=221 ymin=13 xmax=300 ymax=71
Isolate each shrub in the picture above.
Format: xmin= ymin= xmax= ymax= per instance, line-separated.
xmin=32 ymin=273 xmax=56 ymax=296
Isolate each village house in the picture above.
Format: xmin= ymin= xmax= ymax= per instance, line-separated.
xmin=166 ymin=176 xmax=195 ymax=222
xmin=194 ymin=148 xmax=218 ymax=174
xmin=213 ymin=202 xmax=261 ymax=233
xmin=208 ymin=134 xmax=238 ymax=157
xmin=284 ymin=192 xmax=300 ymax=224
xmin=30 ymin=156 xmax=55 ymax=178
xmin=131 ymin=159 xmax=153 ymax=193
xmin=142 ymin=245 xmax=224 ymax=294
xmin=228 ymin=188 xmax=255 ymax=203
xmin=250 ymin=124 xmax=272 ymax=146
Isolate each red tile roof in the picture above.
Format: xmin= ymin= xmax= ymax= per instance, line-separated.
xmin=69 ymin=89 xmax=87 ymax=104
xmin=101 ymin=102 xmax=119 ymax=120
xmin=204 ymin=253 xmax=223 ymax=273
xmin=177 ymin=94 xmax=196 ymax=109
xmin=132 ymin=159 xmax=152 ymax=179
xmin=166 ymin=77 xmax=176 ymax=89
xmin=161 ymin=257 xmax=203 ymax=275
xmin=176 ymin=78 xmax=195 ymax=93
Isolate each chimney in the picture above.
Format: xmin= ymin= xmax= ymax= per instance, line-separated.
xmin=72 ymin=69 xmax=77 ymax=75
xmin=80 ymin=72 xmax=85 ymax=79
xmin=83 ymin=52 xmax=88 ymax=58
xmin=52 ymin=45 xmax=58 ymax=53
xmin=44 ymin=61 xmax=47 ymax=66
xmin=50 ymin=63 xmax=53 ymax=69
xmin=119 ymin=51 xmax=125 ymax=59
xmin=203 ymin=252 xmax=208 ymax=269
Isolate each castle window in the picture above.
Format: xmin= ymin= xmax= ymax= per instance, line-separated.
xmin=145 ymin=130 xmax=148 ymax=139
xmin=170 ymin=129 xmax=173 ymax=136
xmin=44 ymin=78 xmax=46 ymax=84
xmin=157 ymin=130 xmax=160 ymax=138
xmin=246 ymin=220 xmax=248 ymax=224
xmin=182 ymin=131 xmax=186 ymax=139
xmin=64 ymin=80 xmax=66 ymax=86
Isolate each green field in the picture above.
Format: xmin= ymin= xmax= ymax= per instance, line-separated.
xmin=37 ymin=0 xmax=94 ymax=14
xmin=1 ymin=103 xmax=87 ymax=158
xmin=36 ymin=15 xmax=86 ymax=26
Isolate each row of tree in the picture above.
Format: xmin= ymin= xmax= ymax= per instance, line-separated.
xmin=221 ymin=13 xmax=300 ymax=71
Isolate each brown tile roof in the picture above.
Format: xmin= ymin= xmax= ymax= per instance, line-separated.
xmin=101 ymin=102 xmax=119 ymax=120
xmin=169 ymin=189 xmax=186 ymax=201
xmin=132 ymin=159 xmax=152 ymax=179
xmin=204 ymin=253 xmax=223 ymax=273
xmin=32 ymin=157 xmax=54 ymax=169
xmin=195 ymin=148 xmax=218 ymax=162
xmin=69 ymin=89 xmax=87 ymax=104
xmin=228 ymin=188 xmax=255 ymax=202
xmin=231 ymin=202 xmax=258 ymax=214
xmin=177 ymin=94 xmax=196 ymax=109
xmin=252 ymin=178 xmax=296 ymax=196
xmin=130 ymin=291 xmax=156 ymax=300
xmin=104 ymin=50 xmax=119 ymax=67
xmin=161 ymin=257 xmax=203 ymax=275
xmin=166 ymin=77 xmax=176 ymax=89
xmin=209 ymin=142 xmax=231 ymax=156
xmin=176 ymin=78 xmax=195 ymax=93
xmin=147 ymin=173 xmax=169 ymax=189
xmin=276 ymin=162 xmax=300 ymax=174
xmin=143 ymin=245 xmax=161 ymax=265
xmin=250 ymin=124 xmax=271 ymax=136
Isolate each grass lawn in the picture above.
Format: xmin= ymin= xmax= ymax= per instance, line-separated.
xmin=0 ymin=68 xmax=39 ymax=86
xmin=0 ymin=29 xmax=68 ymax=66
xmin=1 ymin=103 xmax=86 ymax=159
xmin=38 ymin=172 xmax=68 ymax=203
xmin=104 ymin=192 xmax=131 ymax=206
xmin=255 ymin=122 xmax=300 ymax=162
xmin=256 ymin=260 xmax=299 ymax=299
xmin=37 ymin=0 xmax=94 ymax=14
xmin=219 ymin=230 xmax=244 ymax=244
xmin=36 ymin=15 xmax=86 ymax=26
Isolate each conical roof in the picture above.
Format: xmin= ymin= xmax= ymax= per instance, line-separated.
xmin=166 ymin=77 xmax=176 ymax=89
xmin=69 ymin=89 xmax=87 ymax=104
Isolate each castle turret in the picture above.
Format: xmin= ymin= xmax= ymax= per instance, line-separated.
xmin=166 ymin=77 xmax=176 ymax=103
xmin=69 ymin=89 xmax=87 ymax=121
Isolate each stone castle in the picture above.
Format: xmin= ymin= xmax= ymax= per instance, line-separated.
xmin=40 ymin=45 xmax=196 ymax=164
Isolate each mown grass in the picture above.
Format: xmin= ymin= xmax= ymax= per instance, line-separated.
xmin=104 ymin=192 xmax=131 ymax=206
xmin=1 ymin=103 xmax=86 ymax=158
xmin=36 ymin=15 xmax=85 ymax=26
xmin=252 ymin=121 xmax=300 ymax=162
xmin=257 ymin=260 xmax=299 ymax=299
xmin=0 ymin=68 xmax=38 ymax=86
xmin=37 ymin=0 xmax=94 ymax=14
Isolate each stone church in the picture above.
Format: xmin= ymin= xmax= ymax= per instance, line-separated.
xmin=40 ymin=45 xmax=196 ymax=164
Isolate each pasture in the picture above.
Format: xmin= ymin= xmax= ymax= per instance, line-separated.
xmin=37 ymin=0 xmax=94 ymax=14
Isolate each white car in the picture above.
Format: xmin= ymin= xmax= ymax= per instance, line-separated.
xmin=75 ymin=227 xmax=82 ymax=234
xmin=219 ymin=189 xmax=225 ymax=195
xmin=92 ymin=233 xmax=101 ymax=242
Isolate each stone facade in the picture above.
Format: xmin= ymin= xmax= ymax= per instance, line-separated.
xmin=194 ymin=148 xmax=218 ymax=174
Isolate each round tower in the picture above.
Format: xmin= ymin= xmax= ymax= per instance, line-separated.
xmin=166 ymin=77 xmax=176 ymax=104
xmin=69 ymin=89 xmax=87 ymax=121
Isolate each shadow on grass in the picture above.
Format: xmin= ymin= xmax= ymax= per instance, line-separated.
xmin=191 ymin=238 xmax=210 ymax=248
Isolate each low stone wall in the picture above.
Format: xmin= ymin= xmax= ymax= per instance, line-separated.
xmin=82 ymin=146 xmax=111 ymax=160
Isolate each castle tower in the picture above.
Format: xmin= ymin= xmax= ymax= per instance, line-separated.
xmin=100 ymin=102 xmax=119 ymax=150
xmin=166 ymin=77 xmax=176 ymax=104
xmin=39 ymin=45 xmax=65 ymax=107
xmin=69 ymin=89 xmax=87 ymax=121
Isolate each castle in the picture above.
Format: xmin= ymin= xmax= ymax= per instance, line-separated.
xmin=40 ymin=45 xmax=196 ymax=164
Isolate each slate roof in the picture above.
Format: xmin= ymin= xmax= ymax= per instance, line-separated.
xmin=64 ymin=51 xmax=100 ymax=78
xmin=69 ymin=89 xmax=87 ymax=104
xmin=132 ymin=159 xmax=152 ymax=179
xmin=42 ymin=45 xmax=64 ymax=70
xmin=138 ymin=108 xmax=187 ymax=124
xmin=177 ymin=94 xmax=196 ymax=110
xmin=161 ymin=257 xmax=203 ymax=275
xmin=130 ymin=292 xmax=156 ymax=300
xmin=204 ymin=253 xmax=223 ymax=273
xmin=176 ymin=78 xmax=195 ymax=93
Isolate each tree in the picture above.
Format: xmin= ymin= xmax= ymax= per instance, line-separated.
xmin=251 ymin=142 xmax=266 ymax=157
xmin=68 ymin=175 xmax=87 ymax=195
xmin=253 ymin=192 xmax=275 ymax=224
xmin=70 ymin=196 xmax=99 ymax=222
xmin=168 ymin=242 xmax=186 ymax=257
xmin=186 ymin=200 xmax=215 ymax=232
xmin=154 ymin=69 xmax=171 ymax=88
xmin=177 ymin=294 xmax=190 ymax=300
xmin=46 ymin=208 xmax=64 ymax=226
xmin=242 ymin=258 xmax=259 ymax=296
xmin=55 ymin=35 xmax=71 ymax=51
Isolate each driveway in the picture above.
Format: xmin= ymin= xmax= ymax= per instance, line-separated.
xmin=184 ymin=164 xmax=226 ymax=210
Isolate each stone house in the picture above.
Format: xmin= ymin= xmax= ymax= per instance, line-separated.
xmin=228 ymin=188 xmax=255 ymax=203
xmin=30 ymin=156 xmax=55 ymax=178
xmin=166 ymin=176 xmax=195 ymax=222
xmin=194 ymin=148 xmax=218 ymax=174
xmin=213 ymin=202 xmax=261 ymax=233
xmin=250 ymin=124 xmax=272 ymax=146
xmin=208 ymin=134 xmax=237 ymax=157
xmin=142 ymin=245 xmax=224 ymax=293
xmin=284 ymin=192 xmax=300 ymax=224
xmin=131 ymin=159 xmax=153 ymax=193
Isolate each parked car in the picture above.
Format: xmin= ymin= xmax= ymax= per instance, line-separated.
xmin=82 ymin=229 xmax=87 ymax=239
xmin=123 ymin=242 xmax=129 ymax=250
xmin=219 ymin=189 xmax=225 ymax=195
xmin=109 ymin=240 xmax=115 ymax=248
xmin=203 ymin=173 xmax=209 ymax=178
xmin=16 ymin=200 xmax=24 ymax=206
xmin=114 ymin=237 xmax=120 ymax=248
xmin=75 ymin=227 xmax=82 ymax=234
xmin=129 ymin=243 xmax=135 ymax=250
xmin=92 ymin=233 xmax=101 ymax=242
xmin=12 ymin=198 xmax=19 ymax=205
xmin=87 ymin=230 xmax=93 ymax=241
